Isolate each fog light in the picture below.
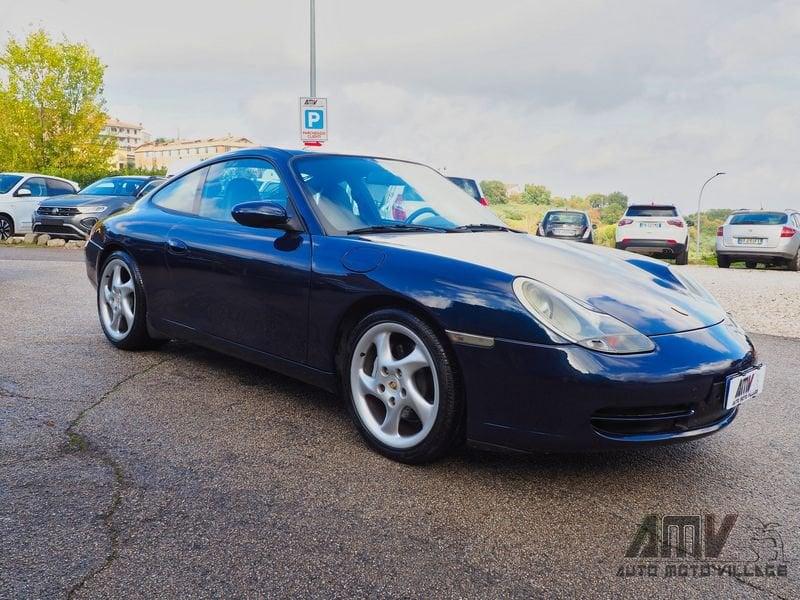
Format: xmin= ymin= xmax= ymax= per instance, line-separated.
xmin=80 ymin=217 xmax=98 ymax=229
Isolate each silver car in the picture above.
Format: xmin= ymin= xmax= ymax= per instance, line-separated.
xmin=716 ymin=209 xmax=800 ymax=270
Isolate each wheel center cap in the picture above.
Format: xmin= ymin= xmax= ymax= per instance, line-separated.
xmin=388 ymin=380 xmax=398 ymax=390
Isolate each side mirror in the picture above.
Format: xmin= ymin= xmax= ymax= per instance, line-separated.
xmin=15 ymin=188 xmax=32 ymax=197
xmin=592 ymin=223 xmax=598 ymax=230
xmin=231 ymin=201 xmax=291 ymax=229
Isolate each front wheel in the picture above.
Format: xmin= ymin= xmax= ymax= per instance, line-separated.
xmin=98 ymin=251 xmax=166 ymax=350
xmin=342 ymin=309 xmax=463 ymax=463
xmin=0 ymin=215 xmax=13 ymax=240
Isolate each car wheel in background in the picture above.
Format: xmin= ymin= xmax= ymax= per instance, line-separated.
xmin=717 ymin=254 xmax=731 ymax=268
xmin=0 ymin=215 xmax=13 ymax=240
xmin=98 ymin=251 xmax=167 ymax=351
xmin=789 ymin=251 xmax=800 ymax=272
xmin=675 ymin=249 xmax=689 ymax=265
xmin=343 ymin=308 xmax=463 ymax=464
xmin=745 ymin=261 xmax=757 ymax=269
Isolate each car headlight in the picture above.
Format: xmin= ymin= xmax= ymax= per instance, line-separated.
xmin=512 ymin=277 xmax=655 ymax=354
xmin=77 ymin=205 xmax=107 ymax=214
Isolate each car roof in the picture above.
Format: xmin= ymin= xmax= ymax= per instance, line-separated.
xmin=627 ymin=203 xmax=677 ymax=209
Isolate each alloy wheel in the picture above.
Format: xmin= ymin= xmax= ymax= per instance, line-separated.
xmin=99 ymin=259 xmax=136 ymax=341
xmin=0 ymin=217 xmax=11 ymax=240
xmin=350 ymin=322 xmax=439 ymax=449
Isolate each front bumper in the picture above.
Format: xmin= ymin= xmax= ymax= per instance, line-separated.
xmin=32 ymin=214 xmax=97 ymax=240
xmin=455 ymin=320 xmax=755 ymax=453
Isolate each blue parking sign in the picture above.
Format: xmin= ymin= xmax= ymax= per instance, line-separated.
xmin=300 ymin=97 xmax=328 ymax=143
xmin=304 ymin=109 xmax=324 ymax=129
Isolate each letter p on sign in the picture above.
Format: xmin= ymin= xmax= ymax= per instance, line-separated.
xmin=305 ymin=109 xmax=324 ymax=129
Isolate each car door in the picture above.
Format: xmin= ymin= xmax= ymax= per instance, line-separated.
xmin=11 ymin=177 xmax=49 ymax=233
xmin=155 ymin=157 xmax=312 ymax=363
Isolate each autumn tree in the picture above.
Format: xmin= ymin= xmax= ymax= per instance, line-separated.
xmin=0 ymin=30 xmax=115 ymax=172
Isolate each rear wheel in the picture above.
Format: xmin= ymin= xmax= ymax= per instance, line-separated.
xmin=675 ymin=249 xmax=688 ymax=265
xmin=789 ymin=250 xmax=800 ymax=272
xmin=0 ymin=215 xmax=13 ymax=240
xmin=343 ymin=309 xmax=463 ymax=463
xmin=98 ymin=251 xmax=166 ymax=350
xmin=745 ymin=261 xmax=757 ymax=269
xmin=716 ymin=254 xmax=730 ymax=269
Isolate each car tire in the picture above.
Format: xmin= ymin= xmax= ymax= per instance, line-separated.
xmin=97 ymin=251 xmax=167 ymax=351
xmin=342 ymin=308 xmax=463 ymax=464
xmin=717 ymin=254 xmax=730 ymax=269
xmin=789 ymin=250 xmax=800 ymax=272
xmin=0 ymin=214 xmax=13 ymax=240
xmin=745 ymin=261 xmax=757 ymax=269
xmin=675 ymin=249 xmax=689 ymax=265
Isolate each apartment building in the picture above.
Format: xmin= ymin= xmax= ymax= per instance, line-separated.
xmin=103 ymin=118 xmax=151 ymax=169
xmin=134 ymin=136 xmax=257 ymax=171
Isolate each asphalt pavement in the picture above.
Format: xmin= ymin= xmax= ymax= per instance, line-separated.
xmin=1 ymin=252 xmax=798 ymax=599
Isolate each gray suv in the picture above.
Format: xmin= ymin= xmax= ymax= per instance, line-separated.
xmin=716 ymin=209 xmax=800 ymax=270
xmin=33 ymin=176 xmax=164 ymax=240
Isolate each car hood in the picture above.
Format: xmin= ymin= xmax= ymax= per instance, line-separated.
xmin=38 ymin=194 xmax=131 ymax=207
xmin=364 ymin=232 xmax=726 ymax=336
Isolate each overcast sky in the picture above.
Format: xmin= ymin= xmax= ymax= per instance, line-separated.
xmin=4 ymin=0 xmax=800 ymax=211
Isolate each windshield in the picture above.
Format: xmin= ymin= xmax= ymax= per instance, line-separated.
xmin=293 ymin=156 xmax=504 ymax=235
xmin=543 ymin=211 xmax=588 ymax=226
xmin=729 ymin=212 xmax=787 ymax=225
xmin=81 ymin=177 xmax=148 ymax=197
xmin=0 ymin=174 xmax=23 ymax=194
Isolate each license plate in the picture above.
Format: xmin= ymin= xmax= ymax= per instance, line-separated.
xmin=41 ymin=218 xmax=63 ymax=226
xmin=725 ymin=365 xmax=765 ymax=410
xmin=737 ymin=238 xmax=763 ymax=245
xmin=640 ymin=222 xmax=661 ymax=228
xmin=554 ymin=228 xmax=574 ymax=236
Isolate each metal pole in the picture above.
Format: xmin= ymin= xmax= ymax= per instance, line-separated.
xmin=310 ymin=0 xmax=316 ymax=97
xmin=696 ymin=172 xmax=725 ymax=258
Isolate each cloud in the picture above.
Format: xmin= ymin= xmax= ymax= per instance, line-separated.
xmin=2 ymin=0 xmax=799 ymax=210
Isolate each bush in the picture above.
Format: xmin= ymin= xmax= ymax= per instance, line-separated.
xmin=594 ymin=224 xmax=617 ymax=248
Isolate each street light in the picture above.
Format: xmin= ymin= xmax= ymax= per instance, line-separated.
xmin=696 ymin=172 xmax=725 ymax=258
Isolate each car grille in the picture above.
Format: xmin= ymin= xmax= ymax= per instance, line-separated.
xmin=591 ymin=381 xmax=729 ymax=437
xmin=37 ymin=206 xmax=79 ymax=216
xmin=32 ymin=224 xmax=84 ymax=238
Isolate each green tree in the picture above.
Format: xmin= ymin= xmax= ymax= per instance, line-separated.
xmin=480 ymin=180 xmax=507 ymax=205
xmin=0 ymin=30 xmax=114 ymax=172
xmin=521 ymin=183 xmax=552 ymax=205
xmin=600 ymin=204 xmax=625 ymax=224
xmin=606 ymin=191 xmax=628 ymax=209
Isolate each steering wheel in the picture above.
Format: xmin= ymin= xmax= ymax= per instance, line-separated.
xmin=404 ymin=206 xmax=438 ymax=224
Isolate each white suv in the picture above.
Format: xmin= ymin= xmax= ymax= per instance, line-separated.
xmin=0 ymin=173 xmax=80 ymax=239
xmin=615 ymin=204 xmax=689 ymax=265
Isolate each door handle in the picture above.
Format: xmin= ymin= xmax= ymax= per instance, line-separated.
xmin=167 ymin=238 xmax=188 ymax=254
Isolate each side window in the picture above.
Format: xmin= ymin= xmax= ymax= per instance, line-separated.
xmin=198 ymin=158 xmax=288 ymax=222
xmin=19 ymin=177 xmax=47 ymax=197
xmin=46 ymin=179 xmax=76 ymax=196
xmin=151 ymin=168 xmax=208 ymax=215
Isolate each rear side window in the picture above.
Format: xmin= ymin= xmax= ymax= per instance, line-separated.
xmin=18 ymin=177 xmax=47 ymax=197
xmin=46 ymin=179 xmax=76 ymax=196
xmin=447 ymin=177 xmax=481 ymax=200
xmin=0 ymin=174 xmax=23 ymax=194
xmin=151 ymin=168 xmax=208 ymax=214
xmin=729 ymin=212 xmax=787 ymax=225
xmin=198 ymin=158 xmax=288 ymax=222
xmin=626 ymin=206 xmax=677 ymax=217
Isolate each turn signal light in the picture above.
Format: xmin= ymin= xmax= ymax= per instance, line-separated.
xmin=618 ymin=218 xmax=633 ymax=226
xmin=780 ymin=226 xmax=797 ymax=238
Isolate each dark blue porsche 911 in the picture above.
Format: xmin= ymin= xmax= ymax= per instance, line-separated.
xmin=84 ymin=147 xmax=765 ymax=463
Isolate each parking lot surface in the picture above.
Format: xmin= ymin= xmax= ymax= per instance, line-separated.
xmin=1 ymin=254 xmax=798 ymax=599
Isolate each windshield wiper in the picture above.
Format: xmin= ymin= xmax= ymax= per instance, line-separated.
xmin=449 ymin=223 xmax=524 ymax=233
xmin=347 ymin=224 xmax=449 ymax=235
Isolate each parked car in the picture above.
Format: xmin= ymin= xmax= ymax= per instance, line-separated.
xmin=85 ymin=148 xmax=762 ymax=463
xmin=33 ymin=176 xmax=164 ymax=240
xmin=716 ymin=210 xmax=800 ymax=270
xmin=447 ymin=176 xmax=488 ymax=205
xmin=536 ymin=210 xmax=595 ymax=243
xmin=0 ymin=173 xmax=79 ymax=239
xmin=615 ymin=204 xmax=689 ymax=264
